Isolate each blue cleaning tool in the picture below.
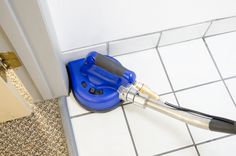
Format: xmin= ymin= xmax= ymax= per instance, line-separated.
xmin=68 ymin=51 xmax=236 ymax=134
xmin=67 ymin=51 xmax=136 ymax=112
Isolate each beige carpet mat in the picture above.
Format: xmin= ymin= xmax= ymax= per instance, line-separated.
xmin=0 ymin=70 xmax=69 ymax=156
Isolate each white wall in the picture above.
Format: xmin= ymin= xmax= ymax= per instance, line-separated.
xmin=47 ymin=0 xmax=236 ymax=52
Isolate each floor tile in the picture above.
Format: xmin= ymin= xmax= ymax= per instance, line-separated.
xmin=176 ymin=81 xmax=236 ymax=143
xmin=197 ymin=136 xmax=236 ymax=156
xmin=225 ymin=78 xmax=236 ymax=104
xmin=115 ymin=49 xmax=172 ymax=95
xmin=205 ymin=17 xmax=236 ymax=36
xmin=124 ymin=94 xmax=193 ymax=156
xmin=159 ymin=22 xmax=210 ymax=46
xmin=109 ymin=33 xmax=160 ymax=56
xmin=71 ymin=108 xmax=136 ymax=156
xmin=163 ymin=147 xmax=198 ymax=156
xmin=205 ymin=31 xmax=236 ymax=78
xmin=66 ymin=92 xmax=89 ymax=117
xmin=158 ymin=39 xmax=220 ymax=90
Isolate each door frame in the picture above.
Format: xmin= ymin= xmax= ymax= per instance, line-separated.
xmin=0 ymin=26 xmax=42 ymax=102
xmin=0 ymin=0 xmax=69 ymax=100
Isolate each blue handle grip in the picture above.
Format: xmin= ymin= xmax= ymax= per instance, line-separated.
xmin=82 ymin=52 xmax=136 ymax=84
xmin=95 ymin=53 xmax=127 ymax=76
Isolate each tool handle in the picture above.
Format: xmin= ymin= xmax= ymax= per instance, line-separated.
xmin=95 ymin=53 xmax=127 ymax=76
xmin=82 ymin=52 xmax=136 ymax=84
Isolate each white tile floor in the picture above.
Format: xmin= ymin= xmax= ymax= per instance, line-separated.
xmin=158 ymin=39 xmax=220 ymax=90
xmin=66 ymin=31 xmax=236 ymax=156
xmin=164 ymin=147 xmax=198 ymax=156
xmin=115 ymin=49 xmax=172 ymax=94
xmin=123 ymin=94 xmax=193 ymax=156
xmin=176 ymin=82 xmax=236 ymax=143
xmin=225 ymin=78 xmax=236 ymax=103
xmin=197 ymin=135 xmax=236 ymax=156
xmin=66 ymin=92 xmax=89 ymax=117
xmin=205 ymin=31 xmax=236 ymax=78
xmin=71 ymin=108 xmax=136 ymax=156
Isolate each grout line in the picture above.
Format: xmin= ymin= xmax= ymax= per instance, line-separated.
xmin=153 ymin=144 xmax=195 ymax=156
xmin=112 ymin=47 xmax=155 ymax=57
xmin=185 ymin=124 xmax=200 ymax=155
xmin=157 ymin=76 xmax=236 ymax=96
xmin=212 ymin=15 xmax=236 ymax=21
xmin=123 ymin=103 xmax=132 ymax=106
xmin=204 ymin=30 xmax=236 ymax=38
xmin=155 ymin=47 xmax=200 ymax=156
xmin=224 ymin=75 xmax=236 ymax=81
xmin=122 ymin=102 xmax=133 ymax=106
xmin=108 ymin=31 xmax=161 ymax=45
xmin=158 ymin=37 xmax=202 ymax=48
xmin=70 ymin=112 xmax=93 ymax=119
xmin=156 ymin=32 xmax=163 ymax=47
xmin=154 ymin=134 xmax=233 ymax=156
xmin=106 ymin=42 xmax=110 ymax=55
xmin=202 ymin=21 xmax=213 ymax=37
xmin=62 ymin=42 xmax=106 ymax=53
xmin=174 ymin=79 xmax=222 ymax=93
xmin=196 ymin=134 xmax=233 ymax=146
xmin=159 ymin=91 xmax=174 ymax=96
xmin=62 ymin=33 xmax=161 ymax=53
xmin=155 ymin=48 xmax=176 ymax=96
xmin=158 ymin=20 xmax=212 ymax=34
xmin=203 ymin=38 xmax=236 ymax=107
xmin=121 ymin=105 xmax=139 ymax=156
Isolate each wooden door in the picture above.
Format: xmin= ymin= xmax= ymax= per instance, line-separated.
xmin=0 ymin=76 xmax=31 ymax=123
xmin=0 ymin=26 xmax=32 ymax=122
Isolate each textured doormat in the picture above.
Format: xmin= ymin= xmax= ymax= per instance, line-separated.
xmin=0 ymin=70 xmax=69 ymax=156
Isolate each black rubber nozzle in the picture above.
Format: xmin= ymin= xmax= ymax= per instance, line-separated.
xmin=209 ymin=119 xmax=236 ymax=134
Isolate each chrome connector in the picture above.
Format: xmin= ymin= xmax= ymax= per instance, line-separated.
xmin=134 ymin=81 xmax=160 ymax=100
xmin=118 ymin=84 xmax=148 ymax=108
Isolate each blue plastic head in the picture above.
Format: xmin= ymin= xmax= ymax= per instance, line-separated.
xmin=67 ymin=51 xmax=136 ymax=112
